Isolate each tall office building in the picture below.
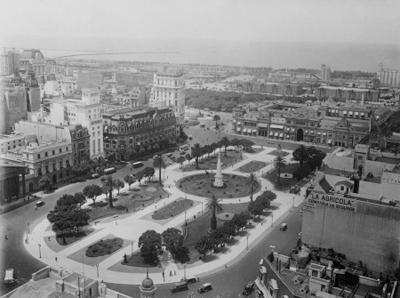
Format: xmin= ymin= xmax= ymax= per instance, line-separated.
xmin=321 ymin=64 xmax=331 ymax=81
xmin=150 ymin=72 xmax=185 ymax=124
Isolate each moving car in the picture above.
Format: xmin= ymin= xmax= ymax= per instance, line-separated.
xmin=36 ymin=201 xmax=45 ymax=207
xmin=188 ymin=135 xmax=193 ymax=140
xmin=280 ymin=223 xmax=287 ymax=231
xmin=198 ymin=283 xmax=212 ymax=293
xmin=170 ymin=281 xmax=189 ymax=293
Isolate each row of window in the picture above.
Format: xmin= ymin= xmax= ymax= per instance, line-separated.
xmin=36 ymin=147 xmax=69 ymax=159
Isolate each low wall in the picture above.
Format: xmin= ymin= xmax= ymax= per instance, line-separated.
xmin=32 ymin=266 xmax=50 ymax=281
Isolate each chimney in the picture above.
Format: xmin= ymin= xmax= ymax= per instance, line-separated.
xmin=353 ymin=165 xmax=363 ymax=194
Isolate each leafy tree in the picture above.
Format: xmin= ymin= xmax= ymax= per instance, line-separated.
xmin=185 ymin=153 xmax=191 ymax=161
xmin=71 ymin=163 xmax=91 ymax=177
xmin=194 ymin=236 xmax=214 ymax=261
xmin=161 ymin=228 xmax=189 ymax=261
xmin=231 ymin=213 xmax=247 ymax=231
xmin=38 ymin=175 xmax=52 ymax=191
xmin=240 ymin=139 xmax=255 ymax=151
xmin=125 ymin=148 xmax=137 ymax=161
xmin=124 ymin=175 xmax=135 ymax=189
xmin=203 ymin=145 xmax=211 ymax=159
xmin=107 ymin=154 xmax=115 ymax=163
xmin=210 ymin=228 xmax=226 ymax=251
xmin=292 ymin=145 xmax=309 ymax=168
xmin=248 ymin=173 xmax=258 ymax=202
xmin=153 ymin=154 xmax=167 ymax=185
xmin=177 ymin=156 xmax=186 ymax=168
xmin=136 ymin=171 xmax=144 ymax=186
xmin=56 ymin=194 xmax=75 ymax=208
xmin=83 ymin=184 xmax=103 ymax=206
xmin=213 ymin=114 xmax=221 ymax=129
xmin=191 ymin=143 xmax=203 ymax=169
xmin=206 ymin=193 xmax=223 ymax=230
xmin=293 ymin=164 xmax=311 ymax=181
xmin=100 ymin=175 xmax=114 ymax=208
xmin=248 ymin=200 xmax=264 ymax=218
xmin=139 ymin=230 xmax=162 ymax=265
xmin=113 ymin=179 xmax=125 ymax=195
xmin=219 ymin=136 xmax=230 ymax=156
xmin=255 ymin=194 xmax=271 ymax=210
xmin=138 ymin=146 xmax=146 ymax=156
xmin=74 ymin=192 xmax=86 ymax=208
xmin=222 ymin=221 xmax=236 ymax=240
xmin=263 ymin=190 xmax=277 ymax=201
xmin=273 ymin=156 xmax=287 ymax=186
xmin=230 ymin=138 xmax=241 ymax=151
xmin=143 ymin=167 xmax=155 ymax=182
xmin=210 ymin=142 xmax=219 ymax=156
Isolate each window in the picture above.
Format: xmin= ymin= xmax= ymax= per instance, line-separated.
xmin=66 ymin=147 xmax=69 ymax=151
xmin=60 ymin=161 xmax=63 ymax=168
xmin=53 ymin=164 xmax=56 ymax=171
xmin=45 ymin=152 xmax=48 ymax=157
xmin=59 ymin=148 xmax=62 ymax=153
xmin=52 ymin=150 xmax=55 ymax=155
xmin=341 ymin=186 xmax=344 ymax=191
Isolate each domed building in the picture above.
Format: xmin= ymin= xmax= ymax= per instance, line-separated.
xmin=139 ymin=270 xmax=157 ymax=298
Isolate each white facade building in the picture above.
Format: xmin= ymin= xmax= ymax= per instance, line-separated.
xmin=45 ymin=87 xmax=103 ymax=158
xmin=150 ymin=72 xmax=185 ymax=124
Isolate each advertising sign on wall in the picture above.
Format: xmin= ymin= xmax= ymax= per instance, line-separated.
xmin=306 ymin=192 xmax=356 ymax=212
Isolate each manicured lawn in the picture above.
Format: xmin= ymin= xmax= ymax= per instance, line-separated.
xmin=183 ymin=203 xmax=250 ymax=263
xmin=152 ymin=199 xmax=194 ymax=220
xmin=268 ymin=150 xmax=290 ymax=157
xmin=55 ymin=229 xmax=95 ymax=246
xmin=244 ymin=147 xmax=263 ymax=154
xmin=86 ymin=238 xmax=124 ymax=257
xmin=182 ymin=151 xmax=242 ymax=172
xmin=262 ymin=163 xmax=299 ymax=190
xmin=121 ymin=252 xmax=161 ymax=268
xmin=88 ymin=181 xmax=169 ymax=222
xmin=238 ymin=160 xmax=268 ymax=173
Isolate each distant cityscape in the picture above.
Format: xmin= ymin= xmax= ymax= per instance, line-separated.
xmin=1 ymin=46 xmax=400 ymax=298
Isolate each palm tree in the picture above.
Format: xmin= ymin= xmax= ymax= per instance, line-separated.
xmin=248 ymin=173 xmax=258 ymax=202
xmin=213 ymin=114 xmax=221 ymax=129
xmin=206 ymin=193 xmax=223 ymax=230
xmin=101 ymin=175 xmax=114 ymax=208
xmin=191 ymin=143 xmax=203 ymax=169
xmin=273 ymin=156 xmax=287 ymax=187
xmin=219 ymin=136 xmax=230 ymax=156
xmin=153 ymin=154 xmax=167 ymax=186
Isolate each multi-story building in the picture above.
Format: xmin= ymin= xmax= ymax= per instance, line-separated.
xmin=0 ymin=133 xmax=36 ymax=155
xmin=242 ymin=81 xmax=303 ymax=96
xmin=315 ymin=86 xmax=380 ymax=102
xmin=44 ymin=87 xmax=103 ymax=158
xmin=0 ymin=48 xmax=20 ymax=76
xmin=2 ymin=139 xmax=73 ymax=192
xmin=14 ymin=120 xmax=90 ymax=166
xmin=150 ymin=72 xmax=185 ymax=124
xmin=19 ymin=49 xmax=46 ymax=77
xmin=102 ymin=107 xmax=177 ymax=161
xmin=320 ymin=64 xmax=331 ymax=81
xmin=233 ymin=101 xmax=392 ymax=148
xmin=114 ymin=71 xmax=153 ymax=85
xmin=55 ymin=70 xmax=102 ymax=95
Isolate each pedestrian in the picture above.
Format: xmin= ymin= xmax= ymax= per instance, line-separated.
xmin=55 ymin=257 xmax=58 ymax=262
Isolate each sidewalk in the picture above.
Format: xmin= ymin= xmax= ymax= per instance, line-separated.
xmin=24 ymin=146 xmax=305 ymax=285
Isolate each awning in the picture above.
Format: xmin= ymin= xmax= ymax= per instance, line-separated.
xmin=311 ymin=130 xmax=314 ymax=134
xmin=237 ymin=122 xmax=241 ymax=125
xmin=286 ymin=135 xmax=290 ymax=138
xmin=258 ymin=123 xmax=268 ymax=128
xmin=328 ymin=140 xmax=332 ymax=144
xmin=279 ymin=133 xmax=283 ymax=137
xmin=305 ymin=130 xmax=308 ymax=133
xmin=243 ymin=128 xmax=247 ymax=133
xmin=270 ymin=124 xmax=284 ymax=129
xmin=237 ymin=128 xmax=241 ymax=132
xmin=317 ymin=132 xmax=321 ymax=135
xmin=343 ymin=111 xmax=347 ymax=114
xmin=361 ymin=112 xmax=365 ymax=116
xmin=349 ymin=111 xmax=353 ymax=115
xmin=274 ymin=133 xmax=278 ymax=137
xmin=270 ymin=132 xmax=274 ymax=136
xmin=253 ymin=129 xmax=257 ymax=133
xmin=323 ymin=132 xmax=327 ymax=136
xmin=355 ymin=112 xmax=359 ymax=115
xmin=291 ymin=128 xmax=295 ymax=132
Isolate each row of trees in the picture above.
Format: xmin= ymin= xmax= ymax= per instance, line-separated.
xmin=138 ymin=228 xmax=189 ymax=265
xmin=47 ymin=193 xmax=90 ymax=244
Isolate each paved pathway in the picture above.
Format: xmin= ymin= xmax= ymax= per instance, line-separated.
xmin=24 ymin=146 xmax=306 ymax=285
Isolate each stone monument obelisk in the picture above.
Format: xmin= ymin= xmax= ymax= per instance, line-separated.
xmin=213 ymin=152 xmax=224 ymax=187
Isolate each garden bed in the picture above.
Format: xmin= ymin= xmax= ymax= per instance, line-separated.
xmin=262 ymin=163 xmax=299 ymax=190
xmin=152 ymin=199 xmax=193 ymax=220
xmin=238 ymin=160 xmax=268 ymax=173
xmin=86 ymin=238 xmax=124 ymax=257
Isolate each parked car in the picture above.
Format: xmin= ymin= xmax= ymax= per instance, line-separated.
xmin=72 ymin=177 xmax=86 ymax=183
xmin=198 ymin=283 xmax=212 ymax=293
xmin=182 ymin=276 xmax=199 ymax=284
xmin=91 ymin=173 xmax=100 ymax=179
xmin=4 ymin=268 xmax=15 ymax=283
xmin=170 ymin=281 xmax=189 ymax=293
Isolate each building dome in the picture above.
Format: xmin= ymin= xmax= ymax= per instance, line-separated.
xmin=141 ymin=270 xmax=155 ymax=290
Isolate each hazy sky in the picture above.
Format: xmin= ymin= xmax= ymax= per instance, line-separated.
xmin=1 ymin=0 xmax=400 ymax=48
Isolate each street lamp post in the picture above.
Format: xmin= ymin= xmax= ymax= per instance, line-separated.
xmin=183 ymin=263 xmax=187 ymax=281
xmin=38 ymin=243 xmax=41 ymax=258
xmin=96 ymin=264 xmax=99 ymax=277
xmin=246 ymin=236 xmax=249 ymax=250
xmin=293 ymin=196 xmax=295 ymax=207
xmin=184 ymin=211 xmax=187 ymax=226
xmin=271 ymin=213 xmax=274 ymax=227
xmin=201 ymin=202 xmax=204 ymax=213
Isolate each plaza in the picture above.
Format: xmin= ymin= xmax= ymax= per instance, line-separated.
xmin=23 ymin=145 xmax=306 ymax=286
